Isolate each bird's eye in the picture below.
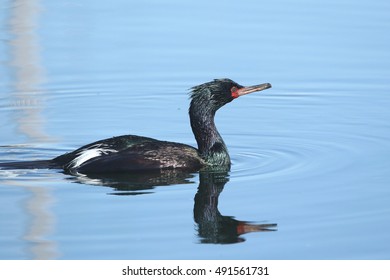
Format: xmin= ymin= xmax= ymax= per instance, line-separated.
xmin=230 ymin=86 xmax=239 ymax=98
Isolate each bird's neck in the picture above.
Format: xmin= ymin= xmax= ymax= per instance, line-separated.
xmin=189 ymin=105 xmax=231 ymax=167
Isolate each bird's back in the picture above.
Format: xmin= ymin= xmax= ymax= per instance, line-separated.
xmin=53 ymin=135 xmax=204 ymax=174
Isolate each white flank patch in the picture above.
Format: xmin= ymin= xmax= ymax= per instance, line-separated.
xmin=67 ymin=144 xmax=117 ymax=170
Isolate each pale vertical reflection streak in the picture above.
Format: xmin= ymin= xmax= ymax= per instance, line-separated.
xmin=22 ymin=181 xmax=57 ymax=259
xmin=8 ymin=0 xmax=58 ymax=259
xmin=9 ymin=0 xmax=50 ymax=142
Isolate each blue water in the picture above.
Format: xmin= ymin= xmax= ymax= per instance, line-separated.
xmin=1 ymin=0 xmax=390 ymax=259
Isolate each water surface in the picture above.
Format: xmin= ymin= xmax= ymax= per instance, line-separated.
xmin=0 ymin=0 xmax=390 ymax=259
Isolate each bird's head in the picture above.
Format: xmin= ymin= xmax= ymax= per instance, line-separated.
xmin=190 ymin=79 xmax=271 ymax=113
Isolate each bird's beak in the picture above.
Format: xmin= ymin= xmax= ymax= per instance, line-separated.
xmin=236 ymin=83 xmax=272 ymax=97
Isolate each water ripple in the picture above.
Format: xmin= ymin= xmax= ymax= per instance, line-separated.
xmin=230 ymin=130 xmax=389 ymax=182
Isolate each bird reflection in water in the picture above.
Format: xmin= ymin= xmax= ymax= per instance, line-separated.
xmin=68 ymin=169 xmax=195 ymax=195
xmin=194 ymin=171 xmax=276 ymax=244
xmin=70 ymin=169 xmax=277 ymax=244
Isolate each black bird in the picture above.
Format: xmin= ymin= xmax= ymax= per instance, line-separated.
xmin=0 ymin=79 xmax=271 ymax=174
